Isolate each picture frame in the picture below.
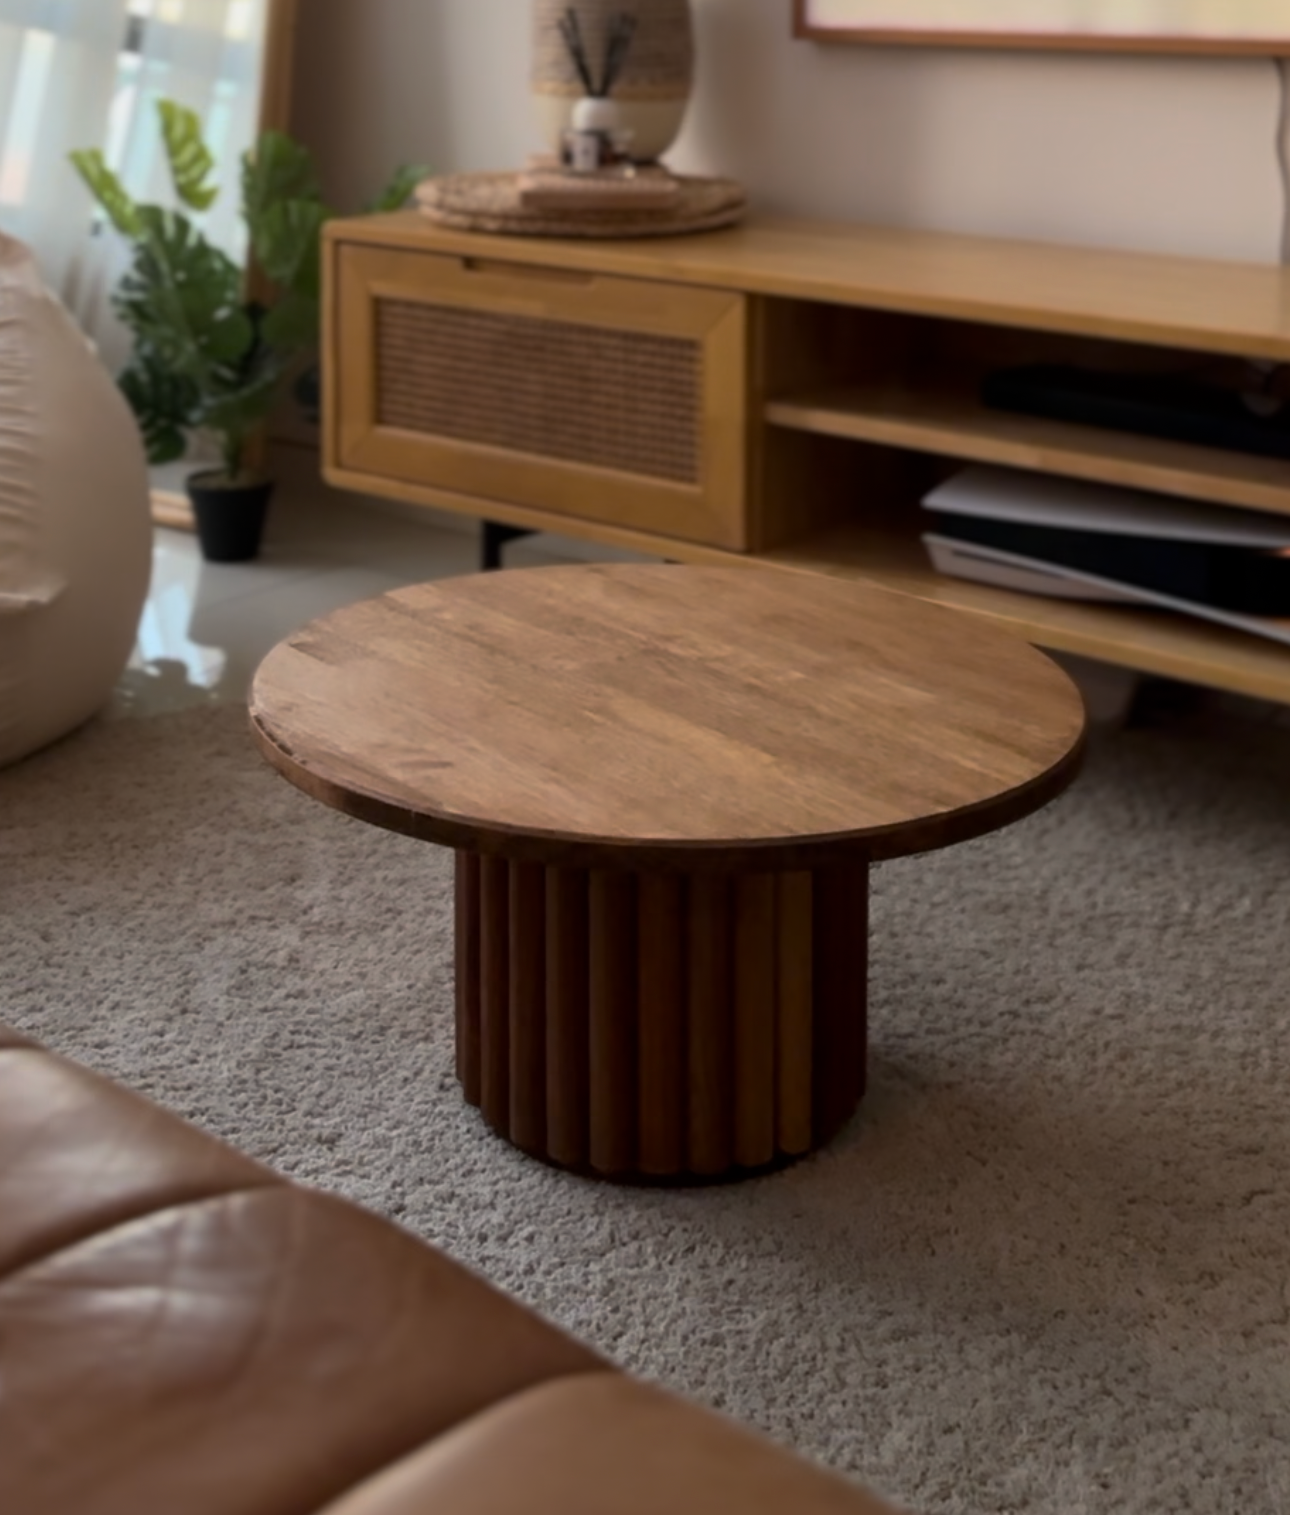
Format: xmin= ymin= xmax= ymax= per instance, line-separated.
xmin=792 ymin=0 xmax=1290 ymax=55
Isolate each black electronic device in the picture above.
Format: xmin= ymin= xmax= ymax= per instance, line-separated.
xmin=982 ymin=363 xmax=1290 ymax=461
xmin=920 ymin=467 xmax=1290 ymax=649
xmin=924 ymin=511 xmax=1290 ymax=613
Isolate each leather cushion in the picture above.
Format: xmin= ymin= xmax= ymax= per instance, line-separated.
xmin=314 ymin=1375 xmax=901 ymax=1515
xmin=0 ymin=1185 xmax=606 ymax=1515
xmin=0 ymin=1044 xmax=273 ymax=1278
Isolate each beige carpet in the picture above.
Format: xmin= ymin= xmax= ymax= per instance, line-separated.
xmin=2 ymin=702 xmax=1289 ymax=1514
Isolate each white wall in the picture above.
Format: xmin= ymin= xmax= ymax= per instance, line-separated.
xmin=292 ymin=0 xmax=1285 ymax=263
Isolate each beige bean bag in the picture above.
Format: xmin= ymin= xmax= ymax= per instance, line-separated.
xmin=0 ymin=234 xmax=151 ymax=767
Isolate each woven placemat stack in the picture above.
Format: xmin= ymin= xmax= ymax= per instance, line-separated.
xmin=415 ymin=169 xmax=746 ymax=240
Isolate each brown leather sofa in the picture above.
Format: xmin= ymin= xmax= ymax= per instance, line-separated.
xmin=0 ymin=1022 xmax=901 ymax=1515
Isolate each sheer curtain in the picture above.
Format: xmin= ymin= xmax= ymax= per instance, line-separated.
xmin=0 ymin=0 xmax=270 ymax=366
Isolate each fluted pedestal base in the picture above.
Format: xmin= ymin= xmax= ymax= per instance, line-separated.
xmin=455 ymin=853 xmax=868 ymax=1181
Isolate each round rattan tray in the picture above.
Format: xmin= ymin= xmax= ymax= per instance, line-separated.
xmin=414 ymin=171 xmax=747 ymax=240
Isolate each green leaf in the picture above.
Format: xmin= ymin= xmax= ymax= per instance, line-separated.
xmin=242 ymin=130 xmax=322 ymax=232
xmin=365 ymin=163 xmax=431 ymax=215
xmin=261 ymin=290 xmax=319 ymax=353
xmin=118 ymin=349 xmax=201 ymax=464
xmin=157 ymin=99 xmax=219 ymax=211
xmin=68 ymin=149 xmax=142 ymax=237
xmin=205 ymin=308 xmax=257 ymax=366
xmin=249 ymin=198 xmax=327 ymax=297
xmin=199 ymin=363 xmax=288 ymax=441
xmin=73 ymin=99 xmax=422 ymax=474
xmin=112 ymin=208 xmax=247 ymax=387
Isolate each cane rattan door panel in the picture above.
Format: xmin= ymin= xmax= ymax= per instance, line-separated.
xmin=330 ymin=246 xmax=748 ymax=548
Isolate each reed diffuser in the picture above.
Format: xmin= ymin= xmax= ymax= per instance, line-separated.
xmin=558 ymin=7 xmax=639 ymax=99
xmin=532 ymin=0 xmax=696 ymax=163
xmin=559 ymin=8 xmax=637 ymax=168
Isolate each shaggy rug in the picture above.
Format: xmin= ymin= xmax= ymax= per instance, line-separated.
xmin=2 ymin=702 xmax=1288 ymax=1515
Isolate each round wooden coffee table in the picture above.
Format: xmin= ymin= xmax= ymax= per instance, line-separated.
xmin=249 ymin=565 xmax=1085 ymax=1181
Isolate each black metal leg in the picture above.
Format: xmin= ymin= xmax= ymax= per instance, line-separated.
xmin=1125 ymin=675 xmax=1208 ymax=728
xmin=481 ymin=521 xmax=535 ymax=572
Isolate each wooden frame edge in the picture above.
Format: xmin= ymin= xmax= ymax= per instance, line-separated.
xmin=153 ymin=0 xmax=300 ymax=527
xmin=791 ymin=0 xmax=1290 ymax=55
xmin=258 ymin=0 xmax=300 ymax=133
xmin=150 ymin=484 xmax=195 ymax=532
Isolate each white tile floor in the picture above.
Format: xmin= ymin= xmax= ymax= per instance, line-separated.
xmin=115 ymin=492 xmax=1290 ymax=737
xmin=125 ymin=447 xmax=1283 ymax=731
xmin=114 ymin=455 xmax=659 ymax=719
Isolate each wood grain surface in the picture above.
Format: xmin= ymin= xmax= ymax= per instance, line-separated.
xmin=544 ymin=867 xmax=590 ymax=1169
xmin=250 ymin=565 xmax=1085 ymax=871
xmin=765 ymin=385 xmax=1290 ymax=519
xmin=455 ymin=855 xmax=876 ymax=1179
xmin=323 ymin=217 xmax=1290 ymax=710
xmin=333 ymin=246 xmax=749 ymax=550
xmin=330 ymin=213 xmax=1290 ymax=363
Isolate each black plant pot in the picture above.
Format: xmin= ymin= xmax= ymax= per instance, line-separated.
xmin=187 ymin=471 xmax=275 ymax=563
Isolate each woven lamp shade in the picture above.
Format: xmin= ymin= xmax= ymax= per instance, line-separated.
xmin=532 ymin=0 xmax=696 ymax=162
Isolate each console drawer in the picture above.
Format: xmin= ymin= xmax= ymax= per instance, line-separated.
xmin=328 ymin=245 xmax=749 ymax=549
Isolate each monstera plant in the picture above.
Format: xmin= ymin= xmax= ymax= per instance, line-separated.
xmin=71 ymin=100 xmax=424 ymax=561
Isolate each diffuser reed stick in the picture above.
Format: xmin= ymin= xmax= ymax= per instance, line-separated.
xmin=601 ymin=12 xmax=638 ymax=95
xmin=557 ymin=6 xmax=639 ymax=97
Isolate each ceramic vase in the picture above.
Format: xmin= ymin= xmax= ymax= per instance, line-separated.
xmin=532 ymin=0 xmax=696 ymax=164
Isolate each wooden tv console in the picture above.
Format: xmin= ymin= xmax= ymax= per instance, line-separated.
xmin=324 ymin=210 xmax=1290 ymax=703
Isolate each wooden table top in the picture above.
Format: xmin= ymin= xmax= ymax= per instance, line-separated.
xmin=249 ymin=565 xmax=1086 ymax=871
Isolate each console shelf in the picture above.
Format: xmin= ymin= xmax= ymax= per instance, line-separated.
xmin=765 ymin=385 xmax=1290 ymax=518
xmin=324 ymin=212 xmax=1290 ymax=705
xmin=759 ymin=523 xmax=1290 ymax=703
